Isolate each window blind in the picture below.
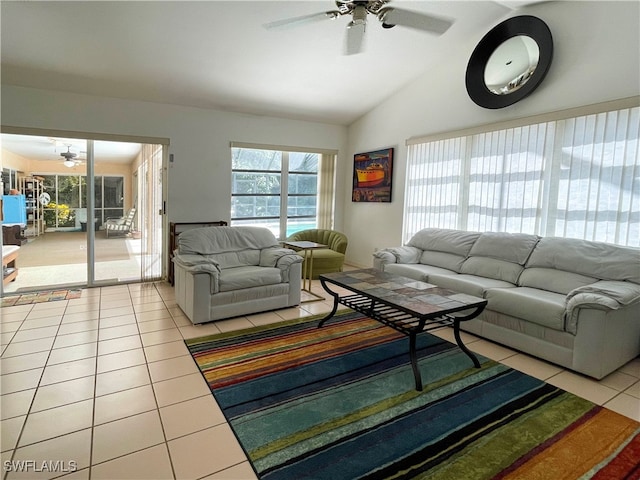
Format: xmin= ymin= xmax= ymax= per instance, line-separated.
xmin=404 ymin=102 xmax=639 ymax=247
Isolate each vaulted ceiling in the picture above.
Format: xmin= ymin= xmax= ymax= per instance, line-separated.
xmin=1 ymin=1 xmax=533 ymax=126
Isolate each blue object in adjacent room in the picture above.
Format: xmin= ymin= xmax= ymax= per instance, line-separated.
xmin=2 ymin=194 xmax=27 ymax=224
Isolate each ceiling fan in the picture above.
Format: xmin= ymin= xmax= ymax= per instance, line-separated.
xmin=60 ymin=145 xmax=84 ymax=168
xmin=264 ymin=0 xmax=454 ymax=55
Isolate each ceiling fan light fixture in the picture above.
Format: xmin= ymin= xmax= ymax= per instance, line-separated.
xmin=64 ymin=159 xmax=75 ymax=168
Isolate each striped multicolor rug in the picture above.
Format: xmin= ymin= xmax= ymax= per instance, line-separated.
xmin=185 ymin=311 xmax=640 ymax=480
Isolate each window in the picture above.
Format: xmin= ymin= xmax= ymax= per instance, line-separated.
xmin=2 ymin=168 xmax=19 ymax=195
xmin=404 ymin=103 xmax=640 ymax=247
xmin=39 ymin=174 xmax=124 ymax=230
xmin=231 ymin=147 xmax=321 ymax=238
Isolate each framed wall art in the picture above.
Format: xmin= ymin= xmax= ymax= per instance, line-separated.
xmin=352 ymin=147 xmax=393 ymax=202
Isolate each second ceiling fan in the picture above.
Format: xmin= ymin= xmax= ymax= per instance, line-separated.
xmin=264 ymin=0 xmax=454 ymax=55
xmin=60 ymin=145 xmax=85 ymax=168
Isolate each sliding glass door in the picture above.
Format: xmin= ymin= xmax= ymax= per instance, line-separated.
xmin=0 ymin=131 xmax=166 ymax=295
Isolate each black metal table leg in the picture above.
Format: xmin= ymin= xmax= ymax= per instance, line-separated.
xmin=318 ymin=278 xmax=339 ymax=328
xmin=453 ymin=318 xmax=481 ymax=368
xmin=409 ymin=332 xmax=423 ymax=391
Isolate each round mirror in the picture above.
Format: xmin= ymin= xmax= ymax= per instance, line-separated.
xmin=466 ymin=16 xmax=553 ymax=109
xmin=484 ymin=36 xmax=539 ymax=95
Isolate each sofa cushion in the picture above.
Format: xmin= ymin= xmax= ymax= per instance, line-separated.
xmin=408 ymin=228 xmax=480 ymax=257
xmin=519 ymin=268 xmax=597 ymax=295
xmin=460 ymin=257 xmax=524 ymax=284
xmin=526 ymin=237 xmax=640 ymax=284
xmin=458 ymin=232 xmax=540 ymax=283
xmin=219 ymin=266 xmax=283 ymax=292
xmin=178 ymin=226 xmax=278 ymax=255
xmin=485 ymin=287 xmax=566 ymax=331
xmin=469 ymin=232 xmax=540 ymax=264
xmin=419 ymin=251 xmax=468 ymax=273
xmin=209 ymin=250 xmax=260 ymax=269
xmin=428 ymin=273 xmax=516 ymax=298
xmin=384 ymin=263 xmax=456 ymax=282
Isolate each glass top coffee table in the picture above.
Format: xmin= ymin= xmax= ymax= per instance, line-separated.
xmin=319 ymin=268 xmax=487 ymax=391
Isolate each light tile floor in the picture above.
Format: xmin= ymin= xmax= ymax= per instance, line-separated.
xmin=1 ymin=281 xmax=639 ymax=480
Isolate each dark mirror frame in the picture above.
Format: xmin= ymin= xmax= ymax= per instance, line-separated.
xmin=466 ymin=15 xmax=553 ymax=109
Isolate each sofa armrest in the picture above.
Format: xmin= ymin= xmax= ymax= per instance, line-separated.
xmin=373 ymin=246 xmax=422 ymax=270
xmin=260 ymin=247 xmax=303 ymax=281
xmin=173 ymin=254 xmax=221 ymax=293
xmin=373 ymin=250 xmax=396 ymax=270
xmin=259 ymin=248 xmax=302 ymax=267
xmin=174 ymin=266 xmax=213 ymax=324
xmin=565 ymin=280 xmax=640 ymax=334
xmin=567 ymin=280 xmax=640 ymax=306
xmin=173 ymin=253 xmax=221 ymax=271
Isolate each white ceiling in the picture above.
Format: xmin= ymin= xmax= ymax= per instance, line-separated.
xmin=1 ymin=134 xmax=141 ymax=165
xmin=0 ymin=0 xmax=530 ymax=127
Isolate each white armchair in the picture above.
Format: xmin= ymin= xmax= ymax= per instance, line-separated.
xmin=172 ymin=226 xmax=303 ymax=324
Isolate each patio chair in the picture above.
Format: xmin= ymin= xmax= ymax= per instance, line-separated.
xmin=104 ymin=207 xmax=136 ymax=238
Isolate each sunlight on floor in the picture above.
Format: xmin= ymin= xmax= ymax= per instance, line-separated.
xmin=4 ymin=235 xmax=145 ymax=294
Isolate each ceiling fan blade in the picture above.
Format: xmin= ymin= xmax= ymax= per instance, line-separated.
xmin=263 ymin=11 xmax=339 ymax=30
xmin=379 ymin=8 xmax=454 ymax=35
xmin=344 ymin=22 xmax=366 ymax=55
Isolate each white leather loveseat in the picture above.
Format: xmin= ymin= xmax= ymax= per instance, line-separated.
xmin=173 ymin=226 xmax=303 ymax=324
xmin=373 ymin=228 xmax=640 ymax=379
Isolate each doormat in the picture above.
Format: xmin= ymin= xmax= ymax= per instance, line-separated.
xmin=1 ymin=289 xmax=83 ymax=307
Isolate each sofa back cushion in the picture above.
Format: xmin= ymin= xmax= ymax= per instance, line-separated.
xmin=519 ymin=267 xmax=597 ymax=295
xmin=419 ymin=251 xmax=468 ymax=273
xmin=408 ymin=229 xmax=480 ymax=255
xmin=468 ymin=232 xmax=540 ymax=264
xmin=526 ymin=237 xmax=640 ymax=284
xmin=178 ymin=226 xmax=278 ymax=255
xmin=461 ymin=257 xmax=524 ymax=284
xmin=209 ymin=250 xmax=261 ymax=269
xmin=287 ymin=229 xmax=348 ymax=254
xmin=460 ymin=232 xmax=540 ymax=283
xmin=408 ymin=229 xmax=480 ymax=273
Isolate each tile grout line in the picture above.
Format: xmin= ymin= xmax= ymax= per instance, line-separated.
xmin=1 ymin=300 xmax=70 ymax=480
xmin=86 ymin=286 xmax=105 ymax=480
xmin=132 ymin=283 xmax=178 ymax=480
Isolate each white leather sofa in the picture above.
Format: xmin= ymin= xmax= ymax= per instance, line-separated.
xmin=373 ymin=229 xmax=640 ymax=379
xmin=173 ymin=226 xmax=303 ymax=324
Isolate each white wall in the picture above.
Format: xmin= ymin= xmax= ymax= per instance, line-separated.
xmin=2 ymin=2 xmax=639 ymax=270
xmin=1 ymin=86 xmax=349 ymax=229
xmin=344 ymin=1 xmax=640 ymax=267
